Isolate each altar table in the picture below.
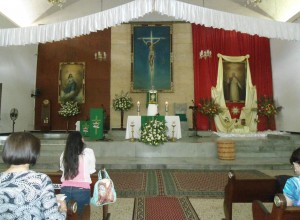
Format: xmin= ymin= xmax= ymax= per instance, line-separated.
xmin=125 ymin=116 xmax=182 ymax=139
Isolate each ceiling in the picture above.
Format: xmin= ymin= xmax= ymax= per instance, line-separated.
xmin=0 ymin=0 xmax=300 ymax=27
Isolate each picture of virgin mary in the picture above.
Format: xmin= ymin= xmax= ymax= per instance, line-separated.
xmin=59 ymin=62 xmax=85 ymax=103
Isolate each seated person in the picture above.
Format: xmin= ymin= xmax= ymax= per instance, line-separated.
xmin=283 ymin=147 xmax=300 ymax=206
xmin=231 ymin=118 xmax=250 ymax=133
xmin=0 ymin=132 xmax=67 ymax=219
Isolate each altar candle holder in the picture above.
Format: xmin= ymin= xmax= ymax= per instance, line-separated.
xmin=130 ymin=121 xmax=135 ymax=142
xmin=171 ymin=121 xmax=176 ymax=142
xmin=137 ymin=101 xmax=140 ymax=116
xmin=165 ymin=101 xmax=168 ymax=116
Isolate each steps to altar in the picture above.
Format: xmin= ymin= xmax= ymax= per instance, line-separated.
xmin=0 ymin=130 xmax=299 ymax=172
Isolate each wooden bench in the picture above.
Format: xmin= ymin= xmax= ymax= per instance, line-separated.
xmin=252 ymin=193 xmax=300 ymax=220
xmin=47 ymin=171 xmax=110 ymax=220
xmin=223 ymin=170 xmax=280 ymax=220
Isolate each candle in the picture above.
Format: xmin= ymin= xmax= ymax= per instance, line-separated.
xmin=172 ymin=121 xmax=176 ymax=126
xmin=165 ymin=101 xmax=168 ymax=112
xmin=137 ymin=101 xmax=140 ymax=112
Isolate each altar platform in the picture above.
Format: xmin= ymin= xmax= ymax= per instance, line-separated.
xmin=1 ymin=125 xmax=300 ymax=172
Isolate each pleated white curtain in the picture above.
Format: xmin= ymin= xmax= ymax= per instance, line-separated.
xmin=0 ymin=0 xmax=300 ymax=46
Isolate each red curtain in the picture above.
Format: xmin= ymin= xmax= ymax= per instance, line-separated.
xmin=192 ymin=24 xmax=274 ymax=131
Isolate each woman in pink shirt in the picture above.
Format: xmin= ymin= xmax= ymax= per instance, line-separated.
xmin=60 ymin=131 xmax=96 ymax=216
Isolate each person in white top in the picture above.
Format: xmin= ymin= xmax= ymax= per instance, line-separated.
xmin=60 ymin=131 xmax=96 ymax=216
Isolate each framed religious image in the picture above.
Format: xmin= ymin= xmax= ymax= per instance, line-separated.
xmin=131 ymin=24 xmax=173 ymax=92
xmin=58 ymin=62 xmax=85 ymax=103
xmin=223 ymin=60 xmax=246 ymax=103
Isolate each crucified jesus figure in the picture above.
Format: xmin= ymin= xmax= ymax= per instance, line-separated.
xmin=139 ymin=31 xmax=165 ymax=87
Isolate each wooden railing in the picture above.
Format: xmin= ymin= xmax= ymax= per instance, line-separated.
xmin=223 ymin=170 xmax=279 ymax=220
xmin=253 ymin=193 xmax=300 ymax=220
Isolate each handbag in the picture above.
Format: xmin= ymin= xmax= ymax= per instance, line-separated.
xmin=90 ymin=169 xmax=117 ymax=206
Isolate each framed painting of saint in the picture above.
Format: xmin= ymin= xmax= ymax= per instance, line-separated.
xmin=223 ymin=61 xmax=246 ymax=102
xmin=58 ymin=62 xmax=85 ymax=103
xmin=131 ymin=24 xmax=173 ymax=92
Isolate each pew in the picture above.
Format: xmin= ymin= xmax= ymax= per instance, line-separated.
xmin=47 ymin=171 xmax=110 ymax=220
xmin=223 ymin=170 xmax=280 ymax=220
xmin=252 ymin=193 xmax=300 ymax=220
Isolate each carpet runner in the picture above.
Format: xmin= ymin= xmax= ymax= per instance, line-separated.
xmin=132 ymin=196 xmax=200 ymax=220
xmin=108 ymin=169 xmax=269 ymax=198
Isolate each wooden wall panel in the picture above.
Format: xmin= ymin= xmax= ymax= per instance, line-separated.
xmin=35 ymin=30 xmax=111 ymax=131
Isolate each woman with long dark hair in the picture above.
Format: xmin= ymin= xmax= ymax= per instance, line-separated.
xmin=60 ymin=131 xmax=96 ymax=215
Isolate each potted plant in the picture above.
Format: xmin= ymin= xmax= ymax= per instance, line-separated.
xmin=140 ymin=118 xmax=168 ymax=146
xmin=58 ymin=101 xmax=80 ymax=131
xmin=254 ymin=95 xmax=282 ymax=130
xmin=112 ymin=91 xmax=134 ymax=129
xmin=198 ymin=98 xmax=223 ymax=130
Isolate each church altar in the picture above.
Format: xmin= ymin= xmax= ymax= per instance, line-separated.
xmin=125 ymin=116 xmax=181 ymax=139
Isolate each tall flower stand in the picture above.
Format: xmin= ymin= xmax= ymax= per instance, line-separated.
xmin=208 ymin=116 xmax=214 ymax=131
xmin=66 ymin=120 xmax=69 ymax=133
xmin=120 ymin=110 xmax=124 ymax=129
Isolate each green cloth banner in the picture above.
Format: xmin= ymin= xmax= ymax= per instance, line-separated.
xmin=89 ymin=108 xmax=104 ymax=140
xmin=80 ymin=120 xmax=90 ymax=137
xmin=141 ymin=116 xmax=165 ymax=127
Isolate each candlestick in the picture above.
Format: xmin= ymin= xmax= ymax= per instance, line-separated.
xmin=171 ymin=121 xmax=176 ymax=142
xmin=130 ymin=121 xmax=135 ymax=142
xmin=165 ymin=101 xmax=168 ymax=115
xmin=137 ymin=101 xmax=140 ymax=115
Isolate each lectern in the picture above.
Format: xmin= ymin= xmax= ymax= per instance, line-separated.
xmin=89 ymin=108 xmax=104 ymax=140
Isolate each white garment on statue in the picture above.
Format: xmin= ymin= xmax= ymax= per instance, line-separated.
xmin=60 ymin=147 xmax=96 ymax=183
xmin=228 ymin=76 xmax=242 ymax=102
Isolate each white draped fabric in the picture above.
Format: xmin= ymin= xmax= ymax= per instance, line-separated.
xmin=211 ymin=54 xmax=258 ymax=133
xmin=0 ymin=0 xmax=300 ymax=46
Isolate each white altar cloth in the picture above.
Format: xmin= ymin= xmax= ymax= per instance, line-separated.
xmin=125 ymin=116 xmax=182 ymax=139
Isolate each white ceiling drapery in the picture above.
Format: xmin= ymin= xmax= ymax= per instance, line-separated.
xmin=0 ymin=0 xmax=300 ymax=47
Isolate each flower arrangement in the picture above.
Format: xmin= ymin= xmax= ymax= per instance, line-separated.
xmin=254 ymin=95 xmax=282 ymax=117
xmin=140 ymin=119 xmax=168 ymax=146
xmin=198 ymin=98 xmax=223 ymax=117
xmin=112 ymin=91 xmax=134 ymax=111
xmin=58 ymin=101 xmax=80 ymax=117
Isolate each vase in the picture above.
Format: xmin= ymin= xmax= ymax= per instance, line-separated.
xmin=120 ymin=110 xmax=124 ymax=129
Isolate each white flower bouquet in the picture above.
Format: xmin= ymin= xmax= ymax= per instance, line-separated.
xmin=140 ymin=119 xmax=168 ymax=146
xmin=58 ymin=101 xmax=80 ymax=117
xmin=112 ymin=91 xmax=134 ymax=111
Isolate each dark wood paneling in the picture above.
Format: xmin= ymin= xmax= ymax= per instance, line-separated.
xmin=35 ymin=30 xmax=111 ymax=131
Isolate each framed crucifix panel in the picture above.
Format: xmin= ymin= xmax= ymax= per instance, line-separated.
xmin=131 ymin=24 xmax=173 ymax=92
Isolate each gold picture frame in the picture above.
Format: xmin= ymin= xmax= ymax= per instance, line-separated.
xmin=58 ymin=62 xmax=85 ymax=103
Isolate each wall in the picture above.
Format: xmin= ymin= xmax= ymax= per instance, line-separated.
xmin=110 ymin=23 xmax=194 ymax=129
xmin=0 ymin=16 xmax=37 ymax=133
xmin=35 ymin=30 xmax=111 ymax=131
xmin=271 ymin=18 xmax=300 ymax=132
